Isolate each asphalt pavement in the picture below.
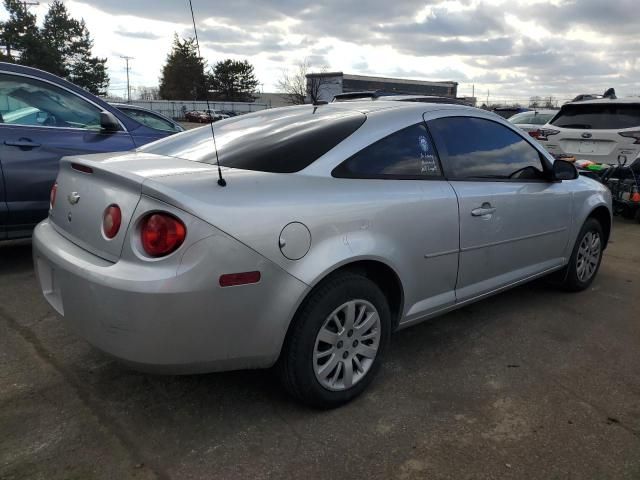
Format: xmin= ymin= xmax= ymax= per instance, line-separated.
xmin=1 ymin=218 xmax=639 ymax=480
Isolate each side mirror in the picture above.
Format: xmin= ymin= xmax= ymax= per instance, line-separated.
xmin=553 ymin=159 xmax=578 ymax=181
xmin=100 ymin=111 xmax=121 ymax=132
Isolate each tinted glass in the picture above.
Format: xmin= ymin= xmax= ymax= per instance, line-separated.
xmin=119 ymin=107 xmax=181 ymax=132
xmin=333 ymin=123 xmax=441 ymax=178
xmin=0 ymin=73 xmax=101 ymax=129
xmin=428 ymin=117 xmax=545 ymax=180
xmin=140 ymin=106 xmax=366 ymax=173
xmin=550 ymin=103 xmax=640 ymax=129
xmin=508 ymin=112 xmax=533 ymax=124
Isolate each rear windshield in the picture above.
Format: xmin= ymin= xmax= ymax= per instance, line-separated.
xmin=509 ymin=112 xmax=554 ymax=125
xmin=550 ymin=103 xmax=640 ymax=130
xmin=139 ymin=106 xmax=366 ymax=173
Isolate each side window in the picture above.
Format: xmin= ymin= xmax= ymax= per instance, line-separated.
xmin=428 ymin=117 xmax=546 ymax=180
xmin=333 ymin=123 xmax=442 ymax=179
xmin=0 ymin=73 xmax=102 ymax=129
xmin=120 ymin=108 xmax=180 ymax=132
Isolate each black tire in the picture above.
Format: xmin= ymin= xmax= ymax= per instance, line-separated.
xmin=553 ymin=218 xmax=604 ymax=292
xmin=278 ymin=271 xmax=391 ymax=409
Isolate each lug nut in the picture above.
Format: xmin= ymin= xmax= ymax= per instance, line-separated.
xmin=337 ymin=341 xmax=343 ymax=349
xmin=342 ymin=351 xmax=349 ymax=359
xmin=347 ymin=330 xmax=354 ymax=337
xmin=353 ymin=340 xmax=359 ymax=348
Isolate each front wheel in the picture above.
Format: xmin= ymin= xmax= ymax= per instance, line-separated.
xmin=278 ymin=272 xmax=391 ymax=409
xmin=554 ymin=218 xmax=604 ymax=292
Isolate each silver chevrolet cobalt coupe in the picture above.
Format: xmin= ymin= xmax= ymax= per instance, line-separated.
xmin=33 ymin=101 xmax=612 ymax=408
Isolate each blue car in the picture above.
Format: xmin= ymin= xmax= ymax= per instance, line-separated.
xmin=0 ymin=62 xmax=182 ymax=239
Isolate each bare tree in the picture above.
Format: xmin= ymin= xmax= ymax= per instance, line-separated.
xmin=277 ymin=60 xmax=308 ymax=105
xmin=529 ymin=96 xmax=541 ymax=108
xmin=136 ymin=86 xmax=160 ymax=100
xmin=277 ymin=59 xmax=330 ymax=105
xmin=543 ymin=96 xmax=557 ymax=108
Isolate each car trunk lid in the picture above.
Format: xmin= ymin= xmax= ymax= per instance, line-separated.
xmin=50 ymin=152 xmax=217 ymax=262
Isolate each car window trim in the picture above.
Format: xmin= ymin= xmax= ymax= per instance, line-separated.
xmin=0 ymin=71 xmax=128 ymax=132
xmin=119 ymin=107 xmax=181 ymax=132
xmin=425 ymin=115 xmax=553 ymax=182
xmin=332 ymin=120 xmax=446 ymax=181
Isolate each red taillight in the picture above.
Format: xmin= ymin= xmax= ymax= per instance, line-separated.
xmin=529 ymin=129 xmax=541 ymax=139
xmin=219 ymin=271 xmax=261 ymax=287
xmin=103 ymin=205 xmax=122 ymax=239
xmin=50 ymin=183 xmax=57 ymax=209
xmin=71 ymin=163 xmax=94 ymax=174
xmin=140 ymin=213 xmax=186 ymax=257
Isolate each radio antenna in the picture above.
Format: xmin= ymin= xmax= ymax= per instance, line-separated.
xmin=188 ymin=0 xmax=226 ymax=187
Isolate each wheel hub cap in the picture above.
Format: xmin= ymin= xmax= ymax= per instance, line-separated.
xmin=313 ymin=299 xmax=381 ymax=391
xmin=576 ymin=230 xmax=601 ymax=282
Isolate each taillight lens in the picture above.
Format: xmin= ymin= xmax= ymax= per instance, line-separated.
xmin=538 ymin=128 xmax=560 ymax=141
xmin=140 ymin=213 xmax=186 ymax=257
xmin=529 ymin=130 xmax=541 ymax=139
xmin=619 ymin=131 xmax=640 ymax=144
xmin=50 ymin=183 xmax=57 ymax=209
xmin=103 ymin=204 xmax=122 ymax=239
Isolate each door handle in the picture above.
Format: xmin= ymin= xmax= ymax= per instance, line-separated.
xmin=471 ymin=203 xmax=496 ymax=217
xmin=4 ymin=139 xmax=41 ymax=149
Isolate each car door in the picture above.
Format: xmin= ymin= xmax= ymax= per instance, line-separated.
xmin=332 ymin=121 xmax=460 ymax=323
xmin=0 ymin=72 xmax=136 ymax=238
xmin=426 ymin=114 xmax=572 ymax=302
xmin=0 ymin=160 xmax=6 ymax=240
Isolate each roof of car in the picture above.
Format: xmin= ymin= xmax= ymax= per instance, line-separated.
xmin=564 ymin=97 xmax=640 ymax=106
xmin=323 ymin=99 xmax=476 ymax=115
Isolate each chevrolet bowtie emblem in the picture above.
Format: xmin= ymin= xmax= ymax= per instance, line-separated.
xmin=67 ymin=192 xmax=81 ymax=205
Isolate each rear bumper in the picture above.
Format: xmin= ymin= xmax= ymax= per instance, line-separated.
xmin=33 ymin=219 xmax=309 ymax=373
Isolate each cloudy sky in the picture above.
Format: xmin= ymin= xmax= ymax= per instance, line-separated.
xmin=2 ymin=0 xmax=639 ymax=102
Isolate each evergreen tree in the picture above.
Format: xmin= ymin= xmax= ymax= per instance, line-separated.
xmin=0 ymin=0 xmax=109 ymax=94
xmin=0 ymin=0 xmax=39 ymax=63
xmin=40 ymin=0 xmax=83 ymax=76
xmin=158 ymin=35 xmax=207 ymax=100
xmin=209 ymin=59 xmax=259 ymax=102
xmin=67 ymin=21 xmax=109 ymax=95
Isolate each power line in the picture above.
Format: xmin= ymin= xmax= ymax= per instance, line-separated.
xmin=119 ymin=56 xmax=134 ymax=103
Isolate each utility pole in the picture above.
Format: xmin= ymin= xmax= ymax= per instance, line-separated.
xmin=120 ymin=56 xmax=134 ymax=103
xmin=21 ymin=1 xmax=39 ymax=9
xmin=487 ymin=90 xmax=490 ymax=107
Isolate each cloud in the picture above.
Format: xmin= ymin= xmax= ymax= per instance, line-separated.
xmin=2 ymin=0 xmax=637 ymax=100
xmin=115 ymin=29 xmax=162 ymax=40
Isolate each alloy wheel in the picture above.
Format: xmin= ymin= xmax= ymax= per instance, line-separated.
xmin=313 ymin=299 xmax=381 ymax=391
xmin=576 ymin=230 xmax=601 ymax=282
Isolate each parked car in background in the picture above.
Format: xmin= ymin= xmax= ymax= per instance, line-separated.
xmin=184 ymin=110 xmax=206 ymax=122
xmin=33 ymin=101 xmax=611 ymax=408
xmin=183 ymin=110 xmax=229 ymax=123
xmin=0 ymin=62 xmax=181 ymax=240
xmin=538 ymin=98 xmax=640 ymax=165
xmin=110 ymin=103 xmax=184 ymax=134
xmin=492 ymin=106 xmax=530 ymax=119
xmin=508 ymin=110 xmax=557 ymax=138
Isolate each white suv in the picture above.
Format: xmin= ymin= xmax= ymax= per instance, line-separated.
xmin=539 ymin=98 xmax=640 ymax=165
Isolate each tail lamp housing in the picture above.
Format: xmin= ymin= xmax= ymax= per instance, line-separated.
xmin=537 ymin=128 xmax=560 ymax=141
xmin=103 ymin=204 xmax=122 ymax=239
xmin=140 ymin=212 xmax=186 ymax=257
xmin=618 ymin=131 xmax=640 ymax=144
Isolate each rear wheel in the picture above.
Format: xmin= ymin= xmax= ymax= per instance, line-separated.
xmin=278 ymin=272 xmax=391 ymax=409
xmin=554 ymin=218 xmax=604 ymax=292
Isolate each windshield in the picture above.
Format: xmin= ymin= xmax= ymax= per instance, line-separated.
xmin=509 ymin=112 xmax=555 ymax=125
xmin=550 ymin=103 xmax=640 ymax=129
xmin=139 ymin=106 xmax=366 ymax=173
